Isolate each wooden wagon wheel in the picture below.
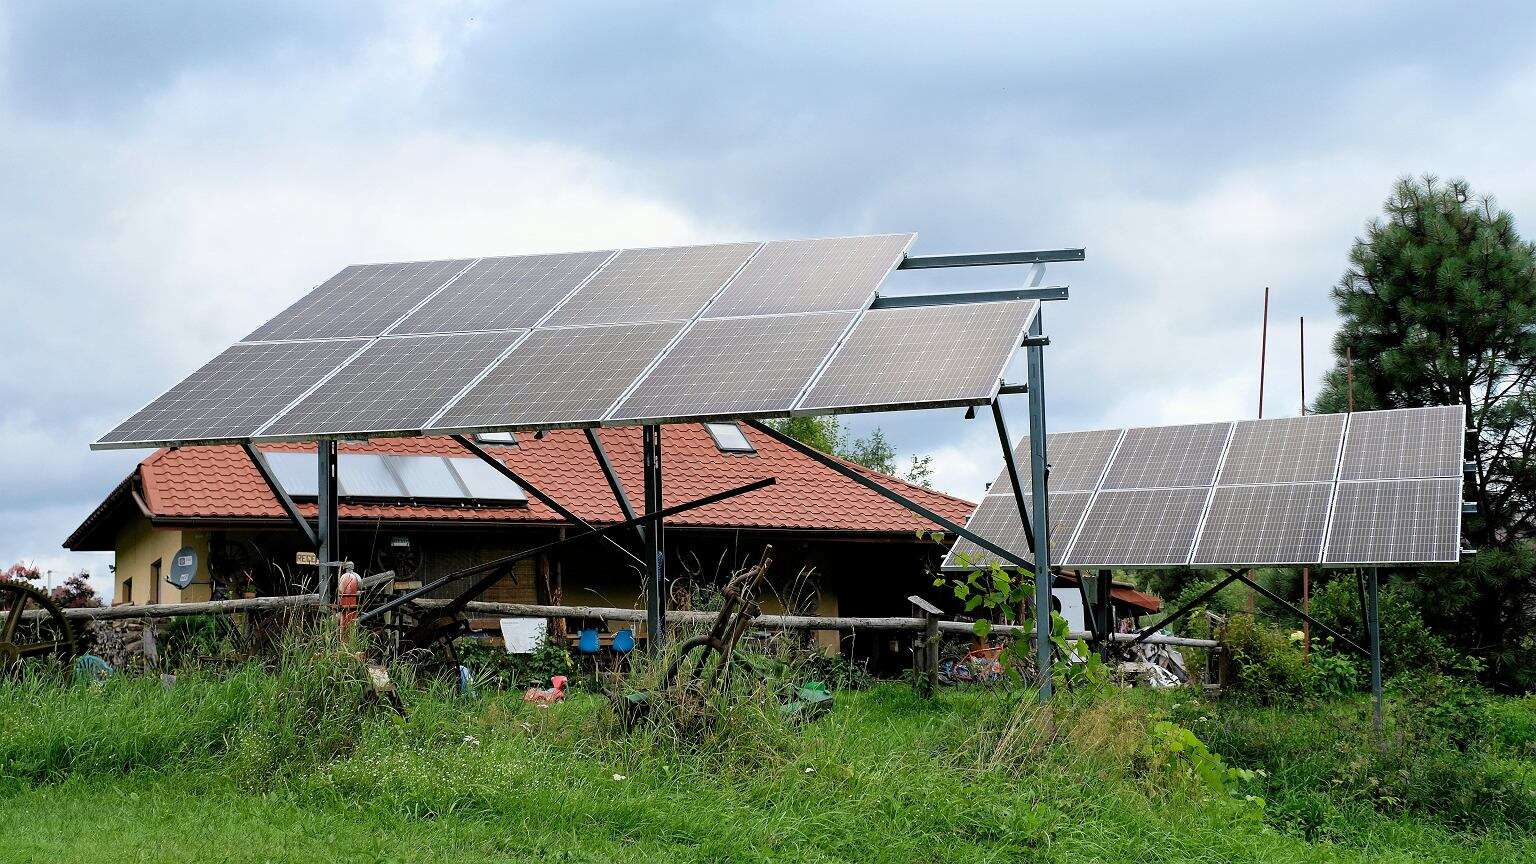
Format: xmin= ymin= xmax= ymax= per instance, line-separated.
xmin=0 ymin=578 xmax=78 ymax=674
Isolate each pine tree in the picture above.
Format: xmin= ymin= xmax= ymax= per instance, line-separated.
xmin=1315 ymin=175 xmax=1536 ymax=688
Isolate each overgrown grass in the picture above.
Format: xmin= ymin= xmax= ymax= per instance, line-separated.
xmin=1 ymin=638 xmax=1533 ymax=862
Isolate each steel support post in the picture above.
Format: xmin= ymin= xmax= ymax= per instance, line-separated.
xmin=241 ymin=444 xmax=318 ymax=548
xmin=746 ymin=420 xmax=1037 ymax=572
xmin=316 ymin=440 xmax=340 ymax=603
xmin=1095 ymin=568 xmax=1114 ymax=657
xmin=990 ymin=400 xmax=1038 ymax=626
xmin=1368 ymin=566 xmax=1383 ymax=730
xmin=1233 ymin=571 xmax=1368 ymax=656
xmin=1024 ymin=314 xmax=1053 ymax=702
xmin=1131 ymin=570 xmax=1245 ymax=646
xmin=643 ymin=425 xmax=667 ymax=651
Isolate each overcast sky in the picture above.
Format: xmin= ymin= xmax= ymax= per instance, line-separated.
xmin=4 ymin=2 xmax=1534 ymax=598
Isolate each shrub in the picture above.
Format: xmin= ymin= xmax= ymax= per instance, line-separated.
xmin=453 ymin=638 xmax=574 ymax=692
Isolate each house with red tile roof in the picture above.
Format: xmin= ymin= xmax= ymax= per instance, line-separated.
xmin=66 ymin=422 xmax=978 ymax=657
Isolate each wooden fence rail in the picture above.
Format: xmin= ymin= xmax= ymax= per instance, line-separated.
xmin=38 ymin=589 xmax=1216 ymax=649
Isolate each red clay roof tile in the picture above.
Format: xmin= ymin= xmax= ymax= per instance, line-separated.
xmin=128 ymin=425 xmax=974 ymax=534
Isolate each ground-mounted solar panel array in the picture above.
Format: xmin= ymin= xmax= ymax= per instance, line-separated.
xmin=941 ymin=405 xmax=1466 ymax=570
xmin=99 ymin=233 xmax=1053 ymax=449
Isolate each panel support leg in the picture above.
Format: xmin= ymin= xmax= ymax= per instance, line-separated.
xmin=316 ymin=439 xmax=339 ymax=603
xmin=643 ymin=425 xmax=667 ymax=651
xmin=990 ymin=400 xmax=1035 ymax=626
xmin=1368 ymin=566 xmax=1382 ymax=731
xmin=1095 ymin=568 xmax=1114 ymax=658
xmin=1024 ymin=314 xmax=1053 ymax=702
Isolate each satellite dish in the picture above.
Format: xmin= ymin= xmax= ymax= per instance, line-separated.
xmin=167 ymin=546 xmax=198 ymax=589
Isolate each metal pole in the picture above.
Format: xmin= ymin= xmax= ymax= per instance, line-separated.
xmin=1369 ymin=566 xmax=1383 ymax=730
xmin=746 ymin=420 xmax=1038 ymax=573
xmin=643 ymin=425 xmax=667 ymax=651
xmin=241 ymin=444 xmax=318 ymax=548
xmin=1096 ymin=568 xmax=1114 ymax=657
xmin=1233 ymin=571 xmax=1369 ymax=656
xmin=1024 ymin=313 xmax=1053 ymax=702
xmin=1300 ymin=316 xmax=1310 ymax=662
xmin=316 ymin=440 xmax=339 ymax=603
xmin=1131 ymin=570 xmax=1244 ymax=646
xmin=990 ymin=400 xmax=1037 ymax=625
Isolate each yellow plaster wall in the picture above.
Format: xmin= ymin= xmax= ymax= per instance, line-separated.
xmin=112 ymin=516 xmax=213 ymax=604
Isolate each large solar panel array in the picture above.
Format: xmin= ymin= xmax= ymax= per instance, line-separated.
xmin=103 ymin=232 xmax=1053 ymax=449
xmin=942 ymin=405 xmax=1466 ymax=570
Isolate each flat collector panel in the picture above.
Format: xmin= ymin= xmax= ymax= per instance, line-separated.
xmin=1191 ymin=483 xmax=1333 ymax=565
xmin=431 ymin=322 xmax=685 ymax=431
xmin=1064 ymin=487 xmax=1212 ymax=567
xmin=703 ymin=234 xmax=914 ymax=317
xmin=261 ymin=331 xmax=525 ymax=438
xmin=390 ymin=251 xmax=614 ymax=335
xmin=1101 ymin=422 xmax=1232 ymax=489
xmin=942 ymin=491 xmax=1091 ymax=570
xmin=244 ymin=259 xmax=473 ymax=341
xmin=96 ymin=339 xmax=367 ymax=446
xmin=611 ymin=312 xmax=856 ymax=422
xmin=542 ymin=242 xmax=760 ymax=326
xmin=1217 ymin=414 xmax=1346 ymax=485
xmin=1324 ymin=478 xmax=1463 ymax=564
xmin=798 ymin=299 xmax=1038 ymax=412
xmin=1339 ymin=404 xmax=1466 ymax=480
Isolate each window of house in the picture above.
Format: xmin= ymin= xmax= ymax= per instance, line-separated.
xmin=475 ymin=431 xmax=518 ymax=446
xmin=704 ymin=422 xmax=755 ymax=453
xmin=121 ymin=576 xmax=133 ymax=606
xmin=150 ymin=559 xmax=162 ymax=604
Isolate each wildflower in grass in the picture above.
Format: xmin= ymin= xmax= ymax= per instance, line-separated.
xmin=612 ymin=773 xmax=626 ymax=781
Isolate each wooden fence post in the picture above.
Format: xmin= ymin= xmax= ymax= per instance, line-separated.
xmin=909 ymin=595 xmax=942 ymax=697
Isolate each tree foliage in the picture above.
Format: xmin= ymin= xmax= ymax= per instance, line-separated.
xmin=1315 ymin=175 xmax=1536 ymax=688
xmin=767 ymin=416 xmax=934 ymax=487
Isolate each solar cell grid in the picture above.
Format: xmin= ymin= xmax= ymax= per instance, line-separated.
xmin=1063 ymin=487 xmax=1211 ymax=566
xmin=1191 ymin=483 xmax=1333 ymax=565
xmin=1324 ymin=478 xmax=1462 ymax=564
xmin=703 ymin=234 xmax=913 ymax=317
xmin=797 ymin=300 xmax=1038 ymax=412
xmin=942 ymin=491 xmax=1091 ymax=570
xmin=260 ymin=331 xmax=525 ymax=437
xmin=1217 ymin=414 xmax=1346 ymax=485
xmin=995 ymin=428 xmax=1124 ymax=495
xmin=430 ymin=322 xmax=685 ymax=431
xmin=1339 ymin=405 xmax=1465 ymax=480
xmin=390 ymin=251 xmax=614 ymax=335
xmin=1101 ymin=422 xmax=1232 ymax=489
xmin=244 ymin=259 xmax=473 ymax=341
xmin=96 ymin=339 xmax=367 ymax=446
xmin=543 ymin=242 xmax=759 ymax=326
xmin=612 ymin=312 xmax=856 ymax=422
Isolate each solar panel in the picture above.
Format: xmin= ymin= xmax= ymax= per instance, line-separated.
xmin=703 ymin=234 xmax=913 ymax=317
xmin=260 ymin=331 xmax=525 ymax=438
xmin=389 ymin=251 xmax=615 ymax=335
xmin=1101 ymin=422 xmax=1232 ymax=489
xmin=244 ymin=259 xmax=473 ymax=341
xmin=611 ymin=312 xmax=856 ymax=422
xmin=1191 ymin=483 xmax=1333 ymax=565
xmin=797 ymin=300 xmax=1038 ymax=412
xmin=391 ymin=456 xmax=466 ymax=498
xmin=1217 ymin=414 xmax=1346 ymax=485
xmin=338 ymin=453 xmax=404 ymax=497
xmin=450 ymin=457 xmax=527 ymax=501
xmin=542 ymin=242 xmax=760 ymax=326
xmin=1339 ymin=405 xmax=1465 ymax=480
xmin=1063 ymin=487 xmax=1211 ymax=566
xmin=261 ymin=450 xmax=317 ymax=496
xmin=430 ymin=322 xmax=685 ymax=431
xmin=942 ymin=491 xmax=1091 ymax=570
xmin=96 ymin=339 xmax=367 ymax=447
xmin=993 ymin=428 xmax=1125 ymax=495
xmin=1324 ymin=478 xmax=1463 ymax=563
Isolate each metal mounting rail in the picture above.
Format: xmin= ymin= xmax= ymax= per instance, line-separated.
xmin=870 ymin=285 xmax=1069 ymax=308
xmin=899 ymin=248 xmax=1085 ymax=269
